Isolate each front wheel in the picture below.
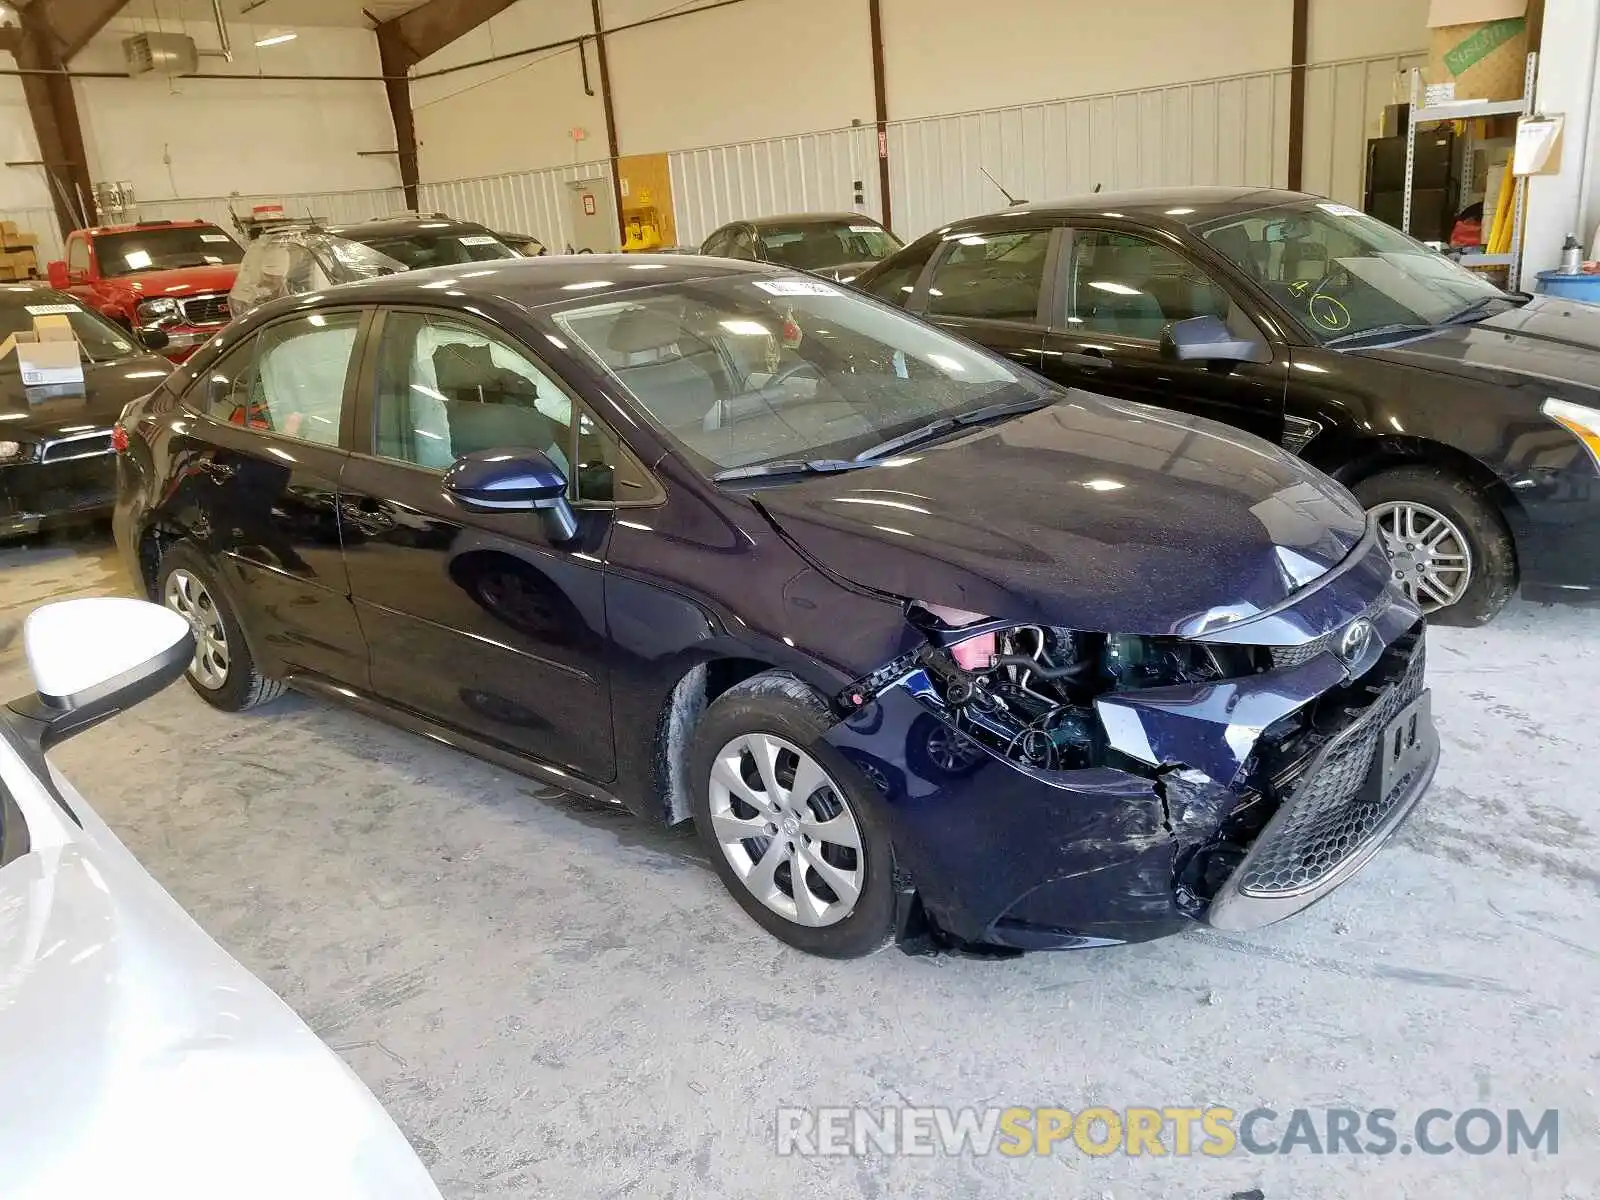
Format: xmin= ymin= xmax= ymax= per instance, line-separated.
xmin=1353 ymin=465 xmax=1515 ymax=627
xmin=689 ymin=672 xmax=895 ymax=958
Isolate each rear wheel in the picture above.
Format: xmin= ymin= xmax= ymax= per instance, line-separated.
xmin=1353 ymin=465 xmax=1515 ymax=627
xmin=689 ymin=672 xmax=895 ymax=957
xmin=157 ymin=544 xmax=284 ymax=710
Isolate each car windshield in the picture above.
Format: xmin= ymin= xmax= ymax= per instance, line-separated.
xmin=95 ymin=225 xmax=243 ymax=277
xmin=759 ymin=223 xmax=902 ymax=271
xmin=1198 ymin=201 xmax=1510 ymax=344
xmin=356 ymin=228 xmax=519 ymax=270
xmin=0 ymin=295 xmax=140 ymax=364
xmin=550 ymin=273 xmax=1046 ymax=472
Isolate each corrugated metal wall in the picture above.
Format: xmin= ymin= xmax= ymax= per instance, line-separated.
xmin=667 ymin=127 xmax=883 ymax=247
xmin=419 ymin=160 xmax=616 ymax=253
xmin=137 ymin=188 xmax=409 ymax=234
xmin=882 ymin=53 xmax=1422 ymax=239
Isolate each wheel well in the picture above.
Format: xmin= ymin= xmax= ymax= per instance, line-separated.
xmin=137 ymin=526 xmax=173 ymax=600
xmin=654 ymin=656 xmax=793 ymax=825
xmin=1324 ymin=436 xmax=1510 ymax=506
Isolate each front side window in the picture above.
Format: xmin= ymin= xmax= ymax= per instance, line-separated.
xmin=925 ymin=228 xmax=1053 ymax=321
xmin=1199 ymin=201 xmax=1508 ymax=343
xmin=358 ymin=229 xmax=517 ymax=271
xmin=371 ymin=311 xmax=574 ymax=474
xmin=1069 ymin=230 xmax=1235 ymax=339
xmin=93 ymin=225 xmax=244 ymax=277
xmin=551 ymin=274 xmax=1045 ymax=473
xmin=757 ymin=222 xmax=903 ymax=272
xmin=196 ymin=312 xmax=360 ymax=445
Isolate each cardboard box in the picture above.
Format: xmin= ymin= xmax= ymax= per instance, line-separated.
xmin=1 ymin=233 xmax=39 ymax=251
xmin=0 ymin=313 xmax=84 ymax=386
xmin=1427 ymin=0 xmax=1531 ymax=102
xmin=0 ymin=220 xmax=17 ymax=239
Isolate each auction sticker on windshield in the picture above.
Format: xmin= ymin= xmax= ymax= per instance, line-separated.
xmin=24 ymin=304 xmax=79 ymax=316
xmin=753 ymin=279 xmax=841 ymax=297
xmin=459 ymin=235 xmax=499 ymax=246
xmin=1317 ymin=203 xmax=1362 ymax=218
xmin=200 ymin=233 xmax=232 ymax=242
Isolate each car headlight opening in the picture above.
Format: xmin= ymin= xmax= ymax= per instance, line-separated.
xmin=136 ymin=297 xmax=181 ymax=328
xmin=1542 ymin=397 xmax=1600 ymax=471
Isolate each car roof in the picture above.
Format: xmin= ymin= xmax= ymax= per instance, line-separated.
xmin=944 ymin=186 xmax=1315 ymax=232
xmin=251 ymin=253 xmax=779 ymax=315
xmin=325 ymin=216 xmax=494 ymax=239
xmin=83 ymin=220 xmax=218 ymax=235
xmin=726 ymin=213 xmax=884 ymax=230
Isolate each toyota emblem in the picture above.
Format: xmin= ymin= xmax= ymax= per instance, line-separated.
xmin=1338 ymin=618 xmax=1373 ymax=662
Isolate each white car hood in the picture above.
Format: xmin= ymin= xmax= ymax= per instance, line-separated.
xmin=0 ymin=748 xmax=441 ymax=1200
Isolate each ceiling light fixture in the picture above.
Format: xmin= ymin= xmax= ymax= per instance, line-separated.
xmin=255 ymin=30 xmax=298 ymax=47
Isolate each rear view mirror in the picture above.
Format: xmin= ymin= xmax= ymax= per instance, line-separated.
xmin=1161 ymin=315 xmax=1272 ymax=365
xmin=46 ymin=261 xmax=69 ymax=289
xmin=443 ymin=448 xmax=579 ymax=542
xmin=6 ymin=597 xmax=193 ymax=750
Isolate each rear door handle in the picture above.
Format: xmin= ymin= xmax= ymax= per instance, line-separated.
xmin=1057 ymin=349 xmax=1112 ymax=372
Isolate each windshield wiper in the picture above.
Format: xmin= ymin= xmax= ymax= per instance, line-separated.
xmin=713 ymin=458 xmax=872 ymax=482
xmin=1438 ymin=295 xmax=1509 ymax=326
xmin=1324 ymin=323 xmax=1438 ymax=348
xmin=854 ymin=393 xmax=1053 ymax=462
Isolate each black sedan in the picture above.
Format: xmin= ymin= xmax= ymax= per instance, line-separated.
xmin=114 ymin=255 xmax=1434 ymax=957
xmin=856 ymin=187 xmax=1600 ymax=625
xmin=700 ymin=212 xmax=901 ymax=282
xmin=0 ymin=287 xmax=172 ymax=538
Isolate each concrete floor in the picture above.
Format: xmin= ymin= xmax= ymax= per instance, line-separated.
xmin=2 ymin=527 xmax=1596 ymax=1199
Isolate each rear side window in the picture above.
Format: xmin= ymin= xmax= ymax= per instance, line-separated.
xmin=925 ymin=228 xmax=1054 ymax=322
xmin=194 ymin=312 xmax=360 ymax=446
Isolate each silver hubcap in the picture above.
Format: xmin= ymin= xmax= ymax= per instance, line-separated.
xmin=707 ymin=733 xmax=865 ymax=928
xmin=1371 ymin=501 xmax=1473 ymax=612
xmin=164 ymin=569 xmax=229 ymax=690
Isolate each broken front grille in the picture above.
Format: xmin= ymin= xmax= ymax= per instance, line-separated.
xmin=1268 ymin=596 xmax=1383 ymax=670
xmin=1237 ymin=630 xmax=1426 ymax=898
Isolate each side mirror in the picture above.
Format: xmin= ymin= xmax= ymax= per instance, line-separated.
xmin=46 ymin=261 xmax=69 ymax=289
xmin=443 ymin=448 xmax=579 ymax=541
xmin=1160 ymin=315 xmax=1272 ymax=365
xmin=6 ymin=597 xmax=193 ymax=751
xmin=137 ymin=327 xmax=170 ymax=352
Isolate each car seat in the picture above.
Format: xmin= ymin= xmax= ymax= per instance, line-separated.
xmin=432 ymin=342 xmax=565 ymax=463
xmin=1081 ymin=244 xmax=1166 ymax=337
xmin=604 ymin=307 xmax=732 ymax=435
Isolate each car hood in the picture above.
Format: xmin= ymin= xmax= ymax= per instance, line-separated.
xmin=112 ymin=264 xmax=239 ymax=296
xmin=0 ymin=355 xmax=173 ymax=436
xmin=754 ymin=392 xmax=1369 ymax=635
xmin=0 ymin=759 xmax=441 ymax=1199
xmin=1355 ymin=294 xmax=1600 ymax=388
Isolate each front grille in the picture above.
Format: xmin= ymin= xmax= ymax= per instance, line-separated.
xmin=1269 ymin=597 xmax=1382 ymax=670
xmin=40 ymin=432 xmax=114 ymax=463
xmin=1238 ymin=631 xmax=1426 ymax=897
xmin=179 ymin=293 xmax=229 ymax=325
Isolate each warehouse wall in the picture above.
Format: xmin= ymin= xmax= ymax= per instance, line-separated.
xmin=0 ymin=73 xmax=48 ymax=216
xmin=71 ymin=18 xmax=398 ymax=202
xmin=412 ymin=0 xmax=608 ymax=180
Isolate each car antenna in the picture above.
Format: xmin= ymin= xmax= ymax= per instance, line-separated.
xmin=980 ymin=167 xmax=1026 ymax=207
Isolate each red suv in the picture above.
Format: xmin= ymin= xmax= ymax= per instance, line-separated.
xmin=47 ymin=220 xmax=244 ymax=361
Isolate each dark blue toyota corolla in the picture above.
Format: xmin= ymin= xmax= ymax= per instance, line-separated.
xmin=113 ymin=255 xmax=1437 ymax=957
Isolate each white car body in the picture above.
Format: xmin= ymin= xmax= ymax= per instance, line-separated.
xmin=0 ymin=599 xmax=441 ymax=1199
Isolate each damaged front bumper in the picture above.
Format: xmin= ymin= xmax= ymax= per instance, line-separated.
xmin=822 ymin=581 xmax=1437 ymax=952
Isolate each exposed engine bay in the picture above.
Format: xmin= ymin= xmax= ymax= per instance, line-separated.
xmin=873 ymin=603 xmax=1267 ymax=773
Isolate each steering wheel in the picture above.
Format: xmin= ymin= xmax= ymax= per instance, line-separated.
xmin=764 ymin=360 xmax=822 ymax=390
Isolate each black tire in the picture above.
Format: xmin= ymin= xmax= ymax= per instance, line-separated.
xmin=1353 ymin=465 xmax=1516 ymax=627
xmin=688 ymin=671 xmax=895 ymax=958
xmin=155 ymin=542 xmax=285 ymax=711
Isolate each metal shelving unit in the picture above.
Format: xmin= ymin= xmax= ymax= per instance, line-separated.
xmin=1402 ymin=52 xmax=1538 ymax=284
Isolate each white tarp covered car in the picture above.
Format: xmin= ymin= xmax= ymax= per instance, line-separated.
xmin=0 ymin=596 xmax=442 ymax=1200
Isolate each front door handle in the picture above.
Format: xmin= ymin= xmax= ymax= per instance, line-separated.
xmin=197 ymin=459 xmax=237 ymax=482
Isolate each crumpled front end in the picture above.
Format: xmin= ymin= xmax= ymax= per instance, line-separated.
xmin=821 ymin=527 xmax=1439 ymax=950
